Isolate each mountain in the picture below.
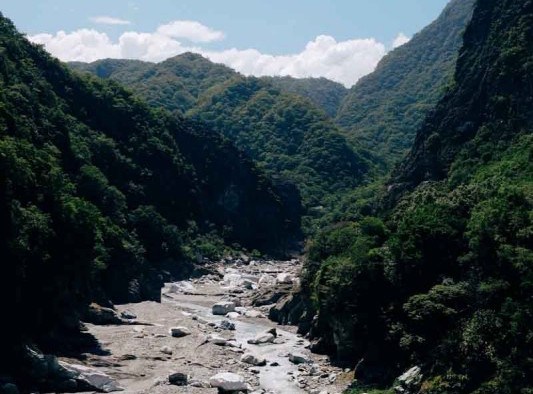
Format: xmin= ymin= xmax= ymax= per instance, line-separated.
xmin=291 ymin=0 xmax=533 ymax=392
xmin=71 ymin=53 xmax=237 ymax=115
xmin=336 ymin=0 xmax=476 ymax=165
xmin=71 ymin=56 xmax=374 ymax=234
xmin=262 ymin=76 xmax=348 ymax=118
xmin=0 ymin=12 xmax=298 ymax=379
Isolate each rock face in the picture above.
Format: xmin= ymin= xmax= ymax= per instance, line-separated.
xmin=58 ymin=362 xmax=124 ymax=392
xmin=209 ymin=372 xmax=247 ymax=392
xmin=241 ymin=353 xmax=267 ymax=366
xmin=169 ymin=326 xmax=191 ymax=337
xmin=212 ymin=301 xmax=236 ymax=315
xmin=394 ymin=366 xmax=422 ymax=393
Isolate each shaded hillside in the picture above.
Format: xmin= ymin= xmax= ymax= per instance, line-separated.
xmin=0 ymin=12 xmax=298 ymax=374
xmin=263 ymin=76 xmax=348 ymax=117
xmin=336 ymin=0 xmax=475 ymax=164
xmin=72 ymin=56 xmax=374 ymax=234
xmin=188 ymin=77 xmax=372 ymax=232
xmin=296 ymin=1 xmax=533 ymax=393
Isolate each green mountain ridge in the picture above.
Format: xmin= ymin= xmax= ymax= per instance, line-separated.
xmin=335 ymin=0 xmax=476 ymax=165
xmin=294 ymin=0 xmax=532 ymax=392
xmin=71 ymin=55 xmax=375 ymax=235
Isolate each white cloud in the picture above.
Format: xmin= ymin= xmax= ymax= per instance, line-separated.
xmin=392 ymin=32 xmax=410 ymax=49
xmin=90 ymin=16 xmax=131 ymax=26
xmin=157 ymin=20 xmax=224 ymax=43
xmin=28 ymin=21 xmax=394 ymax=87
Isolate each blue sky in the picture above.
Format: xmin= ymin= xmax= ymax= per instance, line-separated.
xmin=2 ymin=0 xmax=450 ymax=86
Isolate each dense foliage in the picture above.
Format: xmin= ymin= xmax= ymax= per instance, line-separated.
xmin=303 ymin=1 xmax=533 ymax=392
xmin=71 ymin=53 xmax=237 ymax=115
xmin=0 ymin=13 xmax=297 ymax=360
xmin=188 ymin=77 xmax=374 ymax=233
xmin=72 ymin=57 xmax=375 ymax=235
xmin=263 ymin=76 xmax=348 ymax=118
xmin=335 ymin=0 xmax=475 ymax=165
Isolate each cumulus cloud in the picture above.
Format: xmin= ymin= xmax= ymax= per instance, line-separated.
xmin=392 ymin=32 xmax=410 ymax=48
xmin=156 ymin=20 xmax=224 ymax=42
xmin=29 ymin=21 xmax=394 ymax=87
xmin=90 ymin=16 xmax=131 ymax=26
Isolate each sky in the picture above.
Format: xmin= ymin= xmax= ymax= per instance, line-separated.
xmin=2 ymin=1 xmax=450 ymax=87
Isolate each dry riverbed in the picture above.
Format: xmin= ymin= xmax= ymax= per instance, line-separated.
xmin=62 ymin=259 xmax=353 ymax=393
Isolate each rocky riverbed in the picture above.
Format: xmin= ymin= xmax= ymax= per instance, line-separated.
xmin=58 ymin=258 xmax=354 ymax=393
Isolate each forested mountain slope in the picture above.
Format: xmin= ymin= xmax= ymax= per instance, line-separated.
xmin=297 ymin=1 xmax=533 ymax=393
xmin=72 ymin=56 xmax=374 ymax=234
xmin=0 ymin=13 xmax=298 ymax=378
xmin=262 ymin=75 xmax=348 ymax=118
xmin=335 ymin=0 xmax=475 ymax=165
xmin=71 ymin=52 xmax=237 ymax=115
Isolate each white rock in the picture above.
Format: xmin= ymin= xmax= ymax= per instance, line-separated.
xmin=222 ymin=273 xmax=243 ymax=287
xmin=212 ymin=301 xmax=236 ymax=315
xmin=169 ymin=326 xmax=191 ymax=337
xmin=59 ymin=362 xmax=124 ymax=392
xmin=226 ymin=312 xmax=241 ymax=319
xmin=241 ymin=353 xmax=266 ymax=366
xmin=397 ymin=366 xmax=422 ymax=387
xmin=235 ymin=306 xmax=248 ymax=314
xmin=247 ymin=333 xmax=275 ymax=345
xmin=276 ymin=273 xmax=294 ymax=284
xmin=258 ymin=274 xmax=276 ymax=287
xmin=245 ymin=310 xmax=265 ymax=318
xmin=209 ymin=372 xmax=247 ymax=391
xmin=207 ymin=334 xmax=228 ymax=346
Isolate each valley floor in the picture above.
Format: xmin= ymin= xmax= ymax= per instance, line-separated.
xmin=62 ymin=260 xmax=352 ymax=393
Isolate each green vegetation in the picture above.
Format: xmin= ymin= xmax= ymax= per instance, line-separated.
xmin=336 ymin=0 xmax=475 ymax=165
xmin=303 ymin=0 xmax=533 ymax=392
xmin=72 ymin=57 xmax=375 ymax=235
xmin=0 ymin=12 xmax=297 ymax=369
xmin=263 ymin=75 xmax=348 ymax=118
xmin=71 ymin=52 xmax=237 ymax=115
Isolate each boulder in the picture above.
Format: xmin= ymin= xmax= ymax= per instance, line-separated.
xmin=276 ymin=273 xmax=294 ymax=284
xmin=120 ymin=310 xmax=137 ymax=320
xmin=241 ymin=353 xmax=267 ymax=366
xmin=207 ymin=334 xmax=228 ymax=346
xmin=169 ymin=326 xmax=191 ymax=338
xmin=394 ymin=366 xmax=422 ymax=393
xmin=226 ymin=312 xmax=241 ymax=320
xmin=251 ymin=284 xmax=292 ymax=306
xmin=258 ymin=273 xmax=276 ymax=287
xmin=58 ymin=362 xmax=124 ymax=392
xmin=247 ymin=332 xmax=275 ymax=345
xmin=289 ymin=353 xmax=310 ymax=365
xmin=245 ymin=310 xmax=265 ymax=318
xmin=212 ymin=301 xmax=236 ymax=315
xmin=168 ymin=372 xmax=188 ymax=386
xmin=209 ymin=372 xmax=247 ymax=392
xmin=218 ymin=320 xmax=236 ymax=331
xmin=84 ymin=303 xmax=123 ymax=325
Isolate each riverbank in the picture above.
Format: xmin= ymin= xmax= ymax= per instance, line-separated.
xmin=59 ymin=258 xmax=353 ymax=393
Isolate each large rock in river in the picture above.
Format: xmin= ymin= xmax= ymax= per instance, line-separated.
xmin=209 ymin=372 xmax=247 ymax=391
xmin=212 ymin=301 xmax=236 ymax=315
